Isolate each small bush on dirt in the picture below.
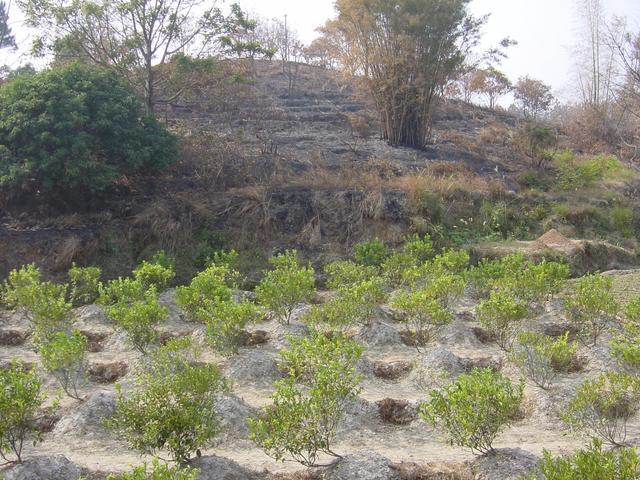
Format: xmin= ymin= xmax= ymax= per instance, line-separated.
xmin=510 ymin=331 xmax=577 ymax=390
xmin=133 ymin=259 xmax=175 ymax=292
xmin=353 ymin=238 xmax=388 ymax=266
xmin=106 ymin=459 xmax=199 ymax=480
xmin=68 ymin=263 xmax=101 ymax=306
xmin=612 ymin=206 xmax=635 ymax=238
xmin=561 ymin=372 xmax=640 ymax=446
xmin=98 ymin=277 xmax=146 ymax=307
xmin=420 ymin=368 xmax=524 ymax=455
xmin=611 ymin=299 xmax=640 ymax=370
xmin=255 ymin=250 xmax=315 ymax=325
xmin=106 ymin=287 xmax=168 ymax=354
xmin=565 ymin=274 xmax=619 ymax=346
xmin=108 ymin=338 xmax=228 ymax=465
xmin=476 ymin=291 xmax=528 ymax=350
xmin=466 ymin=253 xmax=526 ymax=299
xmin=1 ymin=264 xmax=41 ymax=309
xmin=392 ymin=288 xmax=453 ymax=349
xmin=199 ymin=299 xmax=259 ymax=356
xmin=0 ymin=360 xmax=47 ymax=464
xmin=249 ymin=331 xmax=362 ymax=467
xmin=175 ymin=264 xmax=236 ymax=320
xmin=306 ymin=277 xmax=386 ymax=331
xmin=520 ymin=438 xmax=640 ymax=480
xmin=504 ymin=260 xmax=569 ymax=308
xmin=324 ymin=260 xmax=378 ymax=291
xmin=554 ymin=150 xmax=623 ymax=190
xmin=381 ymin=234 xmax=436 ymax=287
xmin=39 ymin=329 xmax=88 ymax=400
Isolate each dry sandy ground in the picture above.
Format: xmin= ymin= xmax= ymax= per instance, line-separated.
xmin=1 ymin=280 xmax=638 ymax=478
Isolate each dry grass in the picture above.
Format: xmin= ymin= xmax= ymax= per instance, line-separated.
xmin=393 ymin=461 xmax=474 ymax=480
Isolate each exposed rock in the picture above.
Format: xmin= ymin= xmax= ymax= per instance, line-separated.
xmin=376 ymin=398 xmax=418 ymax=425
xmin=157 ymin=288 xmax=183 ymax=323
xmin=190 ymin=455 xmax=252 ymax=480
xmin=373 ymin=360 xmax=413 ymax=380
xmin=73 ymin=304 xmax=110 ymax=327
xmin=420 ymin=347 xmax=467 ymax=378
xmin=339 ymin=397 xmax=381 ymax=433
xmin=0 ymin=328 xmax=29 ymax=346
xmin=271 ymin=322 xmax=310 ymax=348
xmin=2 ymin=455 xmax=83 ymax=480
xmin=224 ymin=350 xmax=283 ymax=385
xmin=215 ymin=394 xmax=256 ymax=442
xmin=320 ymin=451 xmax=401 ymax=480
xmin=88 ymin=361 xmax=129 ymax=384
xmin=53 ymin=391 xmax=116 ymax=436
xmin=436 ymin=319 xmax=482 ymax=347
xmin=471 ymin=448 xmax=539 ymax=480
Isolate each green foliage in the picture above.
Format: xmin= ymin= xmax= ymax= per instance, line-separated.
xmin=305 ymin=277 xmax=386 ymax=330
xmin=106 ymin=459 xmax=199 ymax=480
xmin=612 ymin=206 xmax=635 ymax=238
xmin=255 ymin=250 xmax=316 ymax=325
xmin=0 ymin=63 xmax=176 ymax=196
xmin=175 ymin=264 xmax=236 ymax=320
xmin=520 ymin=439 xmax=640 ymax=480
xmin=380 ymin=234 xmax=435 ymax=287
xmin=553 ymin=150 xmax=623 ymax=191
xmin=476 ymin=290 xmax=529 ymax=349
xmin=420 ymin=368 xmax=524 ymax=455
xmin=562 ymin=372 xmax=640 ymax=446
xmin=108 ymin=338 xmax=228 ymax=465
xmin=402 ymin=234 xmax=435 ymax=263
xmin=98 ymin=277 xmax=146 ymax=307
xmin=106 ymin=288 xmax=167 ymax=354
xmin=611 ymin=298 xmax=640 ymax=371
xmin=565 ymin=274 xmax=619 ymax=346
xmin=199 ymin=299 xmax=258 ymax=356
xmin=0 ymin=360 xmax=47 ymax=464
xmin=467 ymin=254 xmax=526 ymax=299
xmin=68 ymin=263 xmax=101 ymax=306
xmin=249 ymin=331 xmax=362 ymax=466
xmin=133 ymin=259 xmax=175 ymax=292
xmin=39 ymin=329 xmax=88 ymax=399
xmin=510 ymin=331 xmax=577 ymax=390
xmin=324 ymin=260 xmax=378 ymax=291
xmin=205 ymin=249 xmax=239 ymax=269
xmin=353 ymin=238 xmax=388 ymax=266
xmin=1 ymin=263 xmax=41 ymax=309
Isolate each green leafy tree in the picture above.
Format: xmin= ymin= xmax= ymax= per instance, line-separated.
xmin=0 ymin=361 xmax=47 ymax=464
xmin=510 ymin=331 xmax=577 ymax=390
xmin=420 ymin=368 xmax=524 ymax=455
xmin=199 ymin=299 xmax=259 ymax=356
xmin=175 ymin=264 xmax=236 ymax=320
xmin=324 ymin=260 xmax=378 ymax=291
xmin=353 ymin=238 xmax=388 ymax=267
xmin=68 ymin=263 xmax=102 ymax=306
xmin=255 ymin=250 xmax=315 ymax=325
xmin=106 ymin=459 xmax=199 ymax=480
xmin=519 ymin=439 xmax=640 ymax=480
xmin=39 ymin=329 xmax=88 ymax=399
xmin=0 ymin=63 xmax=176 ymax=198
xmin=249 ymin=331 xmax=362 ymax=466
xmin=476 ymin=290 xmax=529 ymax=350
xmin=564 ymin=274 xmax=619 ymax=346
xmin=562 ymin=372 xmax=640 ymax=446
xmin=107 ymin=338 xmax=229 ymax=465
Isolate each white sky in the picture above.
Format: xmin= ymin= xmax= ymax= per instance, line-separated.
xmin=3 ymin=0 xmax=640 ymax=102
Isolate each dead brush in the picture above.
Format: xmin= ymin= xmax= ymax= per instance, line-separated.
xmin=393 ymin=462 xmax=474 ymax=480
xmin=133 ymin=200 xmax=194 ymax=253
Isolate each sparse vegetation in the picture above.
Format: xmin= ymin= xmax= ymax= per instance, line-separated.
xmin=39 ymin=329 xmax=88 ymax=399
xmin=106 ymin=460 xmax=199 ymax=480
xmin=476 ymin=291 xmax=528 ymax=350
xmin=200 ymin=298 xmax=259 ymax=356
xmin=68 ymin=263 xmax=102 ymax=306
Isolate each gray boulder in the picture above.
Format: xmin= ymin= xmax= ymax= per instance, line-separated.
xmin=2 ymin=455 xmax=83 ymax=480
xmin=472 ymin=448 xmax=540 ymax=480
xmin=191 ymin=455 xmax=252 ymax=480
xmin=320 ymin=451 xmax=400 ymax=480
xmin=53 ymin=390 xmax=116 ymax=436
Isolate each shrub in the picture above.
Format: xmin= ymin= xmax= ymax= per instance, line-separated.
xmin=564 ymin=274 xmax=619 ymax=346
xmin=68 ymin=263 xmax=101 ymax=306
xmin=249 ymin=331 xmax=362 ymax=466
xmin=353 ymin=238 xmax=388 ymax=266
xmin=199 ymin=299 xmax=259 ymax=356
xmin=381 ymin=252 xmax=417 ymax=288
xmin=255 ymin=250 xmax=315 ymax=324
xmin=108 ymin=338 xmax=228 ymax=465
xmin=106 ymin=288 xmax=168 ymax=354
xmin=420 ymin=368 xmax=524 ymax=455
xmin=466 ymin=253 xmax=526 ymax=299
xmin=106 ymin=459 xmax=199 ymax=480
xmin=392 ymin=288 xmax=453 ymax=348
xmin=1 ymin=263 xmax=41 ymax=309
xmin=306 ymin=277 xmax=386 ymax=331
xmin=505 ymin=260 xmax=569 ymax=308
xmin=476 ymin=291 xmax=528 ymax=350
xmin=612 ymin=206 xmax=635 ymax=238
xmin=520 ymin=438 xmax=640 ymax=480
xmin=98 ymin=277 xmax=146 ymax=307
xmin=611 ymin=299 xmax=640 ymax=370
xmin=510 ymin=331 xmax=577 ymax=390
xmin=132 ymin=259 xmax=175 ymax=292
xmin=554 ymin=150 xmax=623 ymax=191
xmin=0 ymin=360 xmax=47 ymax=464
xmin=0 ymin=63 xmax=176 ymax=197
xmin=402 ymin=234 xmax=435 ymax=264
xmin=175 ymin=264 xmax=236 ymax=320
xmin=39 ymin=329 xmax=88 ymax=399
xmin=561 ymin=372 xmax=640 ymax=446
xmin=324 ymin=260 xmax=378 ymax=291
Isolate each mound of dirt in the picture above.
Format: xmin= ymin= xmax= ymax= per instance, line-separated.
xmin=534 ymin=229 xmax=576 ymax=250
xmin=223 ymin=350 xmax=284 ymax=385
xmin=190 ymin=455 xmax=253 ymax=480
xmin=215 ymin=393 xmax=257 ymax=442
xmin=420 ymin=347 xmax=467 ymax=378
xmin=471 ymin=448 xmax=539 ymax=480
xmin=320 ymin=451 xmax=401 ymax=480
xmin=356 ymin=319 xmax=403 ymax=349
xmin=53 ymin=391 xmax=116 ymax=437
xmin=1 ymin=455 xmax=83 ymax=480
